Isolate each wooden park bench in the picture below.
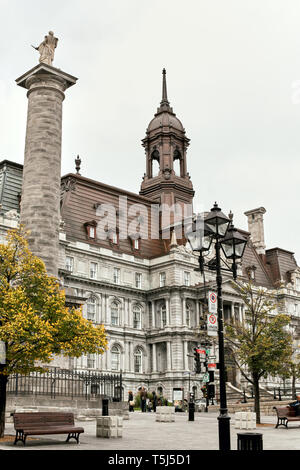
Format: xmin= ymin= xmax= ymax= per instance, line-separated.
xmin=13 ymin=412 xmax=84 ymax=446
xmin=273 ymin=406 xmax=300 ymax=429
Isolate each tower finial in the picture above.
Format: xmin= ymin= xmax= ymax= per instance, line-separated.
xmin=75 ymin=155 xmax=81 ymax=175
xmin=161 ymin=68 xmax=169 ymax=106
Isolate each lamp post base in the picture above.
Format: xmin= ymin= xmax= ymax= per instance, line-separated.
xmin=218 ymin=413 xmax=231 ymax=451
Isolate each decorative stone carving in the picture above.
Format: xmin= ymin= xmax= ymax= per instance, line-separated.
xmin=61 ymin=177 xmax=77 ymax=193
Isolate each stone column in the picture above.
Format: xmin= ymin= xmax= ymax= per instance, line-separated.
xmin=239 ymin=304 xmax=243 ymax=323
xmin=182 ymin=297 xmax=186 ymax=326
xmin=166 ymin=297 xmax=170 ymax=326
xmin=196 ymin=301 xmax=200 ymax=324
xmin=183 ymin=340 xmax=188 ymax=370
xmin=152 ymin=343 xmax=157 ymax=372
xmin=16 ymin=64 xmax=77 ymax=277
xmin=231 ymin=302 xmax=235 ymax=323
xmin=166 ymin=341 xmax=172 ymax=370
xmin=151 ymin=301 xmax=156 ymax=328
xmin=129 ymin=342 xmax=133 ymax=372
xmin=105 ymin=295 xmax=109 ymax=324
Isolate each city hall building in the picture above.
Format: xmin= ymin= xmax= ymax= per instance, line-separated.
xmin=1 ymin=59 xmax=300 ymax=402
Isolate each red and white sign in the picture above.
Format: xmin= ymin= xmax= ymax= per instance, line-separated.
xmin=207 ymin=313 xmax=218 ymax=337
xmin=196 ymin=348 xmax=206 ymax=360
xmin=208 ymin=363 xmax=217 ymax=371
xmin=208 ymin=291 xmax=217 ymax=313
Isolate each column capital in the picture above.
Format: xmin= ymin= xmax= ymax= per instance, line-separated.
xmin=16 ymin=63 xmax=77 ymax=91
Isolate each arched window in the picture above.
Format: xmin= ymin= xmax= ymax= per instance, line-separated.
xmin=173 ymin=148 xmax=182 ymax=176
xmin=161 ymin=304 xmax=167 ymax=328
xmin=111 ymin=301 xmax=120 ymax=326
xmin=151 ymin=149 xmax=160 ymax=177
xmin=133 ymin=305 xmax=142 ymax=329
xmin=111 ymin=345 xmax=121 ymax=371
xmin=134 ymin=348 xmax=143 ymax=373
xmin=87 ymin=296 xmax=97 ymax=322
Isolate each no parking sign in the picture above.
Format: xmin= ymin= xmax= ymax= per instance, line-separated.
xmin=208 ymin=291 xmax=217 ymax=313
xmin=207 ymin=313 xmax=218 ymax=337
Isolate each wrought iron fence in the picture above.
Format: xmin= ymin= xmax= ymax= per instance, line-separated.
xmin=7 ymin=368 xmax=123 ymax=401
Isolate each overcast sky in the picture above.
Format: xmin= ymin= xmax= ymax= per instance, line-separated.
xmin=1 ymin=0 xmax=300 ymax=262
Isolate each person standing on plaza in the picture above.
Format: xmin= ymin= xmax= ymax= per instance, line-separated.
xmin=140 ymin=387 xmax=147 ymax=412
xmin=128 ymin=391 xmax=134 ymax=412
xmin=152 ymin=391 xmax=157 ymax=412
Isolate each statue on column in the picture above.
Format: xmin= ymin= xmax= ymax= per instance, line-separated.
xmin=33 ymin=31 xmax=58 ymax=66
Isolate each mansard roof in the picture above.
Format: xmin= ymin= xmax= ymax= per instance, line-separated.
xmin=60 ymin=172 xmax=167 ymax=259
xmin=0 ymin=160 xmax=23 ymax=213
xmin=265 ymin=247 xmax=298 ymax=286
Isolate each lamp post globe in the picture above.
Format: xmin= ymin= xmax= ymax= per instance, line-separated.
xmin=204 ymin=202 xmax=231 ymax=238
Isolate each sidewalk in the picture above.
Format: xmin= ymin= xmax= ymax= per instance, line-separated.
xmin=1 ymin=411 xmax=300 ymax=451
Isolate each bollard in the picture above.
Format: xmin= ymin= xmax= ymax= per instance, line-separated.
xmin=188 ymin=401 xmax=195 ymax=421
xmin=102 ymin=398 xmax=109 ymax=416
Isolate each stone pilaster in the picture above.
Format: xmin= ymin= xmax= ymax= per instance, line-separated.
xmin=16 ymin=64 xmax=77 ymax=276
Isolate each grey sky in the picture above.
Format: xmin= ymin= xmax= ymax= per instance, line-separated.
xmin=1 ymin=0 xmax=300 ymax=261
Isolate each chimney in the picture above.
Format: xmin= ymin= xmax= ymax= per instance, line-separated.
xmin=244 ymin=207 xmax=266 ymax=255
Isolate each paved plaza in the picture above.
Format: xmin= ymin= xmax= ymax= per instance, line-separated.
xmin=1 ymin=410 xmax=300 ymax=452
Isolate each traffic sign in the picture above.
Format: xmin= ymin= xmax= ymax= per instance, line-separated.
xmin=196 ymin=348 xmax=206 ymax=361
xmin=202 ymin=373 xmax=209 ymax=383
xmin=208 ymin=363 xmax=217 ymax=371
xmin=207 ymin=314 xmax=218 ymax=337
xmin=208 ymin=291 xmax=217 ymax=314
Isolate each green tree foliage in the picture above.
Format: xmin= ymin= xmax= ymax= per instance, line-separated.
xmin=225 ymin=280 xmax=293 ymax=423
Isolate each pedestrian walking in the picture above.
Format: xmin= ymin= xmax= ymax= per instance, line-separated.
xmin=128 ymin=391 xmax=134 ymax=412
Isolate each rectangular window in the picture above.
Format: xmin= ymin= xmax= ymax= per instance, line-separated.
xmin=134 ymin=239 xmax=140 ymax=250
xmin=159 ymin=272 xmax=166 ymax=287
xmin=89 ymin=226 xmax=95 ymax=239
xmin=87 ymin=354 xmax=95 ymax=369
xmin=65 ymin=256 xmax=74 ymax=272
xmin=184 ymin=271 xmax=190 ymax=286
xmin=90 ymin=262 xmax=98 ymax=279
xmin=294 ymin=304 xmax=298 ymax=316
xmin=87 ymin=298 xmax=96 ymax=321
xmin=134 ymin=355 xmax=142 ymax=373
xmin=112 ymin=232 xmax=118 ymax=244
xmin=113 ymin=268 xmax=120 ymax=284
xmin=135 ymin=273 xmax=142 ymax=289
xmin=111 ymin=354 xmax=120 ymax=371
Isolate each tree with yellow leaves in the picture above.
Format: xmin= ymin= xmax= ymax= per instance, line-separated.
xmin=0 ymin=228 xmax=108 ymax=437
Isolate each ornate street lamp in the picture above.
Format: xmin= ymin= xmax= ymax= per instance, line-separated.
xmin=186 ymin=203 xmax=247 ymax=451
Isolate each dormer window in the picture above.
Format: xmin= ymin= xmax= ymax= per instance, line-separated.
xmin=84 ymin=220 xmax=97 ymax=240
xmin=246 ymin=265 xmax=256 ymax=281
xmin=129 ymin=233 xmax=141 ymax=251
xmin=111 ymin=232 xmax=118 ymax=244
xmin=106 ymin=228 xmax=119 ymax=246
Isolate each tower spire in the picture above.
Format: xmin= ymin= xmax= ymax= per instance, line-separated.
xmin=161 ymin=68 xmax=169 ymax=105
xmin=158 ymin=68 xmax=172 ymax=113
